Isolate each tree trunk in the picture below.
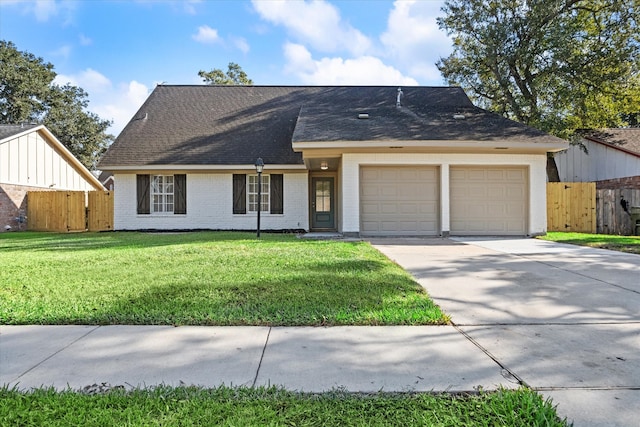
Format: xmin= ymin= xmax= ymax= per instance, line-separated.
xmin=547 ymin=153 xmax=560 ymax=182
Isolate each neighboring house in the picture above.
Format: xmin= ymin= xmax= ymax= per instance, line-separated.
xmin=97 ymin=85 xmax=568 ymax=236
xmin=556 ymin=128 xmax=640 ymax=188
xmin=99 ymin=171 xmax=114 ymax=191
xmin=0 ymin=124 xmax=105 ymax=231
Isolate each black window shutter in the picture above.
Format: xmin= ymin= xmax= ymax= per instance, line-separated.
xmin=233 ymin=174 xmax=246 ymax=214
xmin=136 ymin=174 xmax=150 ymax=214
xmin=270 ymin=174 xmax=283 ymax=214
xmin=174 ymin=174 xmax=187 ymax=214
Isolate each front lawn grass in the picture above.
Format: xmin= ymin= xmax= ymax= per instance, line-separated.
xmin=0 ymin=232 xmax=447 ymax=326
xmin=0 ymin=385 xmax=568 ymax=427
xmin=539 ymin=232 xmax=640 ymax=255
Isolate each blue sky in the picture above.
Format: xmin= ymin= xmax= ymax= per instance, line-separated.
xmin=0 ymin=0 xmax=452 ymax=135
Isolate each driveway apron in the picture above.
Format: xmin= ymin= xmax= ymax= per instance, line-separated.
xmin=371 ymin=237 xmax=640 ymax=427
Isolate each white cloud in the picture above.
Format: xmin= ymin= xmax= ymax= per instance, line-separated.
xmin=53 ymin=69 xmax=149 ymax=135
xmin=34 ymin=0 xmax=57 ymax=22
xmin=283 ymin=43 xmax=418 ymax=86
xmin=50 ymin=44 xmax=72 ymax=59
xmin=93 ymin=81 xmax=150 ymax=135
xmin=192 ymin=25 xmax=221 ymax=44
xmin=231 ymin=36 xmax=250 ymax=54
xmin=25 ymin=0 xmax=76 ymax=24
xmin=380 ymin=0 xmax=451 ymax=83
xmin=252 ymin=0 xmax=371 ymax=56
xmin=79 ymin=33 xmax=92 ymax=46
xmin=183 ymin=0 xmax=201 ymax=15
xmin=54 ymin=68 xmax=112 ymax=94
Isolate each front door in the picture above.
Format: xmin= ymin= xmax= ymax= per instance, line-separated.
xmin=311 ymin=177 xmax=335 ymax=230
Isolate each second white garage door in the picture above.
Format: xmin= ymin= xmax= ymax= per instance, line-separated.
xmin=360 ymin=166 xmax=439 ymax=236
xmin=450 ymin=166 xmax=527 ymax=235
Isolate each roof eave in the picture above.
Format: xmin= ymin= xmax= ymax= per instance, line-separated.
xmin=583 ymin=135 xmax=640 ymax=159
xmin=292 ymin=139 xmax=569 ymax=153
xmin=99 ymin=164 xmax=308 ymax=172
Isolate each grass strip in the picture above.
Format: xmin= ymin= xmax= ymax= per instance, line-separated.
xmin=0 ymin=232 xmax=447 ymax=326
xmin=538 ymin=232 xmax=640 ymax=255
xmin=0 ymin=385 xmax=569 ymax=427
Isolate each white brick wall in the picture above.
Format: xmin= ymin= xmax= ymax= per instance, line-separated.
xmin=114 ymin=172 xmax=309 ymax=231
xmin=341 ymin=153 xmax=547 ymax=236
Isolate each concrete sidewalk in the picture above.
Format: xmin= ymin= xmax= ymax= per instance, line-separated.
xmin=1 ymin=325 xmax=514 ymax=393
xmin=2 ymin=237 xmax=639 ymax=426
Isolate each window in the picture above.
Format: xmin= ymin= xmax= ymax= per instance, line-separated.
xmin=248 ymin=174 xmax=270 ymax=212
xmin=152 ymin=175 xmax=174 ymax=213
xmin=233 ymin=173 xmax=283 ymax=215
xmin=137 ymin=174 xmax=186 ymax=215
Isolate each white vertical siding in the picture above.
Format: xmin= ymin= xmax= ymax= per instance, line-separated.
xmin=556 ymin=139 xmax=640 ymax=182
xmin=114 ymin=172 xmax=309 ymax=231
xmin=0 ymin=131 xmax=95 ymax=191
xmin=341 ymin=153 xmax=547 ymax=236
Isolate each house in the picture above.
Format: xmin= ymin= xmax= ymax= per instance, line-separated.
xmin=0 ymin=124 xmax=105 ymax=231
xmin=97 ymin=85 xmax=568 ymax=236
xmin=99 ymin=171 xmax=115 ymax=191
xmin=555 ymin=128 xmax=640 ymax=188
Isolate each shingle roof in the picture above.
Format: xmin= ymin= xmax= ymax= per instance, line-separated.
xmin=584 ymin=128 xmax=640 ymax=157
xmin=98 ymin=85 xmax=567 ymax=168
xmin=0 ymin=124 xmax=40 ymax=141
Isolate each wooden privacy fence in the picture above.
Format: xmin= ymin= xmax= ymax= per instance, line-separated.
xmin=27 ymin=191 xmax=113 ymax=232
xmin=547 ymin=182 xmax=596 ymax=233
xmin=596 ymin=188 xmax=640 ymax=235
xmin=87 ymin=191 xmax=114 ymax=232
xmin=547 ymin=183 xmax=640 ymax=235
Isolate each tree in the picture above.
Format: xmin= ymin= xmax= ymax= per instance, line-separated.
xmin=198 ymin=62 xmax=253 ymax=85
xmin=0 ymin=41 xmax=112 ymax=169
xmin=436 ymin=0 xmax=640 ymax=140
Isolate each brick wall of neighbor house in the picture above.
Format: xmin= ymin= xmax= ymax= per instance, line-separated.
xmin=340 ymin=152 xmax=548 ymax=236
xmin=596 ymin=176 xmax=640 ymax=189
xmin=0 ymin=183 xmax=40 ymax=231
xmin=113 ymin=172 xmax=309 ymax=231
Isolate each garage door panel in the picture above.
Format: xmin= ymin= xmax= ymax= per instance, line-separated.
xmin=506 ymin=186 xmax=525 ymax=198
xmin=361 ymin=203 xmax=380 ymax=215
xmin=507 ymin=169 xmax=526 ymax=180
xmin=360 ymin=166 xmax=439 ymax=236
xmin=451 ymin=166 xmax=527 ymax=236
xmin=487 ymin=205 xmax=505 ymax=216
xmin=380 ymin=204 xmax=398 ymax=214
xmin=420 ymin=202 xmax=438 ymax=214
xmin=486 ymin=187 xmax=505 ymax=199
xmin=380 ymin=185 xmax=398 ymax=197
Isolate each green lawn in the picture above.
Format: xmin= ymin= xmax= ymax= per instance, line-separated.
xmin=539 ymin=232 xmax=640 ymax=255
xmin=0 ymin=231 xmax=447 ymax=326
xmin=0 ymin=385 xmax=569 ymax=427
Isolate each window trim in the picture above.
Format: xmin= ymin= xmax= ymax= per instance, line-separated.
xmin=137 ymin=174 xmax=186 ymax=216
xmin=248 ymin=174 xmax=270 ymax=213
xmin=233 ymin=173 xmax=283 ymax=215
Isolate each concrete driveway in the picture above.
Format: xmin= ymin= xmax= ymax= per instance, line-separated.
xmin=371 ymin=237 xmax=640 ymax=427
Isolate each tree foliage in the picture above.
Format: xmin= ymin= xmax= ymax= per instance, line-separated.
xmin=198 ymin=62 xmax=253 ymax=85
xmin=0 ymin=40 xmax=113 ymax=169
xmin=437 ymin=0 xmax=640 ymax=140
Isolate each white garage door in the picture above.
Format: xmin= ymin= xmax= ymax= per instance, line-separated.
xmin=360 ymin=166 xmax=439 ymax=236
xmin=450 ymin=166 xmax=527 ymax=235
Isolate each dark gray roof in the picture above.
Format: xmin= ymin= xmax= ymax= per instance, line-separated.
xmin=584 ymin=128 xmax=640 ymax=157
xmin=0 ymin=124 xmax=40 ymax=141
xmin=98 ymin=85 xmax=566 ymax=168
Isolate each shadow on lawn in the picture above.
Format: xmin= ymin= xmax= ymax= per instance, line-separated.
xmin=0 ymin=231 xmax=329 ymax=253
xmin=16 ymin=256 xmax=443 ymax=326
